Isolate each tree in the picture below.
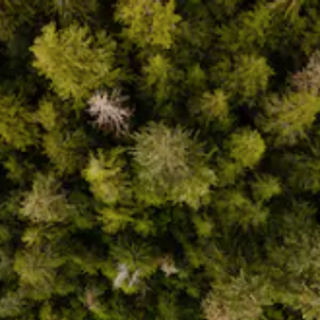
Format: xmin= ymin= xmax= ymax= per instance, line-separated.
xmin=83 ymin=148 xmax=130 ymax=205
xmin=102 ymin=238 xmax=158 ymax=294
xmin=214 ymin=55 xmax=273 ymax=105
xmin=88 ymin=90 xmax=132 ymax=135
xmin=213 ymin=189 xmax=270 ymax=230
xmin=42 ymin=128 xmax=90 ymax=176
xmin=50 ymin=0 xmax=98 ymax=24
xmin=83 ymin=148 xmax=134 ymax=233
xmin=250 ymin=174 xmax=282 ymax=203
xmin=31 ymin=23 xmax=119 ymax=100
xmin=141 ymin=54 xmax=181 ymax=108
xmin=132 ymin=122 xmax=216 ymax=208
xmin=0 ymin=0 xmax=41 ymax=42
xmin=292 ymin=50 xmax=320 ymax=95
xmin=115 ymin=0 xmax=181 ymax=49
xmin=192 ymin=90 xmax=230 ymax=129
xmin=203 ymin=271 xmax=273 ymax=320
xmin=257 ymin=92 xmax=320 ymax=146
xmin=0 ymin=93 xmax=38 ymax=150
xmin=215 ymin=4 xmax=272 ymax=53
xmin=20 ymin=173 xmax=74 ymax=224
xmin=14 ymin=245 xmax=65 ymax=297
xmin=217 ymin=128 xmax=266 ymax=185
xmin=269 ymin=0 xmax=306 ymax=20
xmin=0 ymin=291 xmax=26 ymax=319
xmin=265 ymin=201 xmax=320 ymax=320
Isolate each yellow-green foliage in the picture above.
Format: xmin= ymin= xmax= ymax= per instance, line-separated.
xmin=31 ymin=23 xmax=118 ymax=100
xmin=116 ymin=0 xmax=181 ymax=48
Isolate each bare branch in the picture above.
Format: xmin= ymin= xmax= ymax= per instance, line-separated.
xmin=88 ymin=90 xmax=133 ymax=136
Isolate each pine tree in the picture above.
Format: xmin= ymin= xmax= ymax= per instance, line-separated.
xmin=257 ymin=92 xmax=320 ymax=146
xmin=215 ymin=4 xmax=272 ymax=53
xmin=14 ymin=245 xmax=66 ymax=298
xmin=31 ymin=23 xmax=119 ymax=100
xmin=115 ymin=0 xmax=181 ymax=49
xmin=213 ymin=55 xmax=273 ymax=105
xmin=192 ymin=90 xmax=230 ymax=129
xmin=20 ymin=174 xmax=74 ymax=224
xmin=213 ymin=189 xmax=270 ymax=230
xmin=42 ymin=128 xmax=90 ymax=176
xmin=250 ymin=174 xmax=282 ymax=203
xmin=83 ymin=148 xmax=130 ymax=205
xmin=217 ymin=128 xmax=266 ymax=186
xmin=203 ymin=271 xmax=273 ymax=320
xmin=102 ymin=238 xmax=158 ymax=294
xmin=132 ymin=122 xmax=216 ymax=208
xmin=0 ymin=93 xmax=38 ymax=150
xmin=51 ymin=0 xmax=98 ymax=24
xmin=141 ymin=54 xmax=182 ymax=108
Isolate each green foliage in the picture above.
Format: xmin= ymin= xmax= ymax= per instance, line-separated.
xmin=0 ymin=0 xmax=41 ymax=42
xmin=203 ymin=272 xmax=273 ymax=320
xmin=193 ymin=90 xmax=230 ymax=129
xmin=214 ymin=189 xmax=270 ymax=229
xmin=3 ymin=0 xmax=320 ymax=319
xmin=14 ymin=246 xmax=65 ymax=293
xmin=217 ymin=129 xmax=266 ymax=185
xmin=283 ymin=148 xmax=320 ymax=194
xmin=258 ymin=92 xmax=320 ymax=146
xmin=0 ymin=291 xmax=26 ymax=319
xmin=251 ymin=175 xmax=282 ymax=203
xmin=51 ymin=0 xmax=98 ymax=23
xmin=42 ymin=128 xmax=90 ymax=175
xmin=116 ymin=0 xmax=181 ymax=49
xmin=103 ymin=238 xmax=158 ymax=294
xmin=132 ymin=122 xmax=216 ymax=208
xmin=269 ymin=0 xmax=307 ymax=20
xmin=20 ymin=174 xmax=73 ymax=224
xmin=83 ymin=148 xmax=130 ymax=205
xmin=141 ymin=54 xmax=181 ymax=107
xmin=215 ymin=55 xmax=273 ymax=105
xmin=216 ymin=4 xmax=272 ymax=53
xmin=0 ymin=93 xmax=38 ymax=150
xmin=31 ymin=23 xmax=118 ymax=100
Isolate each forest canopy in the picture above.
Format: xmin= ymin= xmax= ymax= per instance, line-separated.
xmin=1 ymin=0 xmax=320 ymax=320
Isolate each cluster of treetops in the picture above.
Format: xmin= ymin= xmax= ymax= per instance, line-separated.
xmin=2 ymin=0 xmax=320 ymax=319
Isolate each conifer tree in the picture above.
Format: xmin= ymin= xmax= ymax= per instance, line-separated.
xmin=31 ymin=23 xmax=119 ymax=100
xmin=20 ymin=174 xmax=73 ymax=224
xmin=213 ymin=55 xmax=273 ymax=105
xmin=217 ymin=128 xmax=266 ymax=186
xmin=203 ymin=272 xmax=272 ymax=320
xmin=132 ymin=122 xmax=216 ymax=208
xmin=257 ymin=92 xmax=320 ymax=146
xmin=51 ymin=0 xmax=98 ymax=24
xmin=0 ymin=93 xmax=38 ymax=150
xmin=115 ymin=0 xmax=181 ymax=49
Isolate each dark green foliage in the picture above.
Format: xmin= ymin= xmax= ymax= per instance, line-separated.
xmin=1 ymin=0 xmax=320 ymax=320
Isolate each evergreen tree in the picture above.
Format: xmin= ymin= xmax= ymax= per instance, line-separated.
xmin=257 ymin=92 xmax=320 ymax=146
xmin=115 ymin=0 xmax=181 ymax=49
xmin=31 ymin=23 xmax=119 ymax=100
xmin=217 ymin=128 xmax=266 ymax=185
xmin=20 ymin=174 xmax=74 ymax=224
xmin=132 ymin=122 xmax=216 ymax=208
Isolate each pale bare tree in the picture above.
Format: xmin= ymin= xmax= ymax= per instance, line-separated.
xmin=113 ymin=263 xmax=129 ymax=288
xmin=159 ymin=255 xmax=179 ymax=277
xmin=88 ymin=90 xmax=132 ymax=136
